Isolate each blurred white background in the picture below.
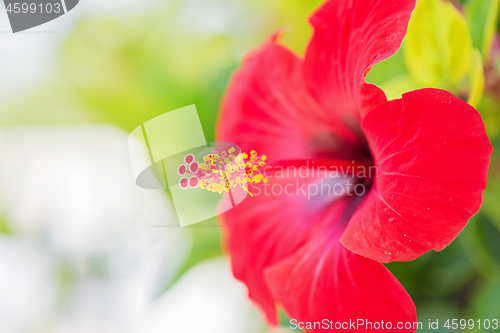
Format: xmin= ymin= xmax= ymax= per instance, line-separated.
xmin=0 ymin=126 xmax=290 ymax=333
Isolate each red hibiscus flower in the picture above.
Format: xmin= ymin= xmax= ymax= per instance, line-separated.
xmin=216 ymin=0 xmax=492 ymax=331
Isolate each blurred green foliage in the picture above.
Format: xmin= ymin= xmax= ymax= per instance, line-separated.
xmin=54 ymin=0 xmax=324 ymax=290
xmin=406 ymin=0 xmax=475 ymax=90
xmin=465 ymin=0 xmax=500 ymax=63
xmin=0 ymin=215 xmax=12 ymax=235
xmin=58 ymin=0 xmax=324 ymax=142
xmin=368 ymin=0 xmax=485 ymax=107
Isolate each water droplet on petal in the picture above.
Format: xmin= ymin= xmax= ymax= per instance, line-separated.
xmin=385 ymin=32 xmax=397 ymax=42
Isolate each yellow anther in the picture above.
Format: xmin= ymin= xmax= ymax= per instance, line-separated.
xmin=261 ymin=155 xmax=267 ymax=161
xmin=197 ymin=149 xmax=267 ymax=197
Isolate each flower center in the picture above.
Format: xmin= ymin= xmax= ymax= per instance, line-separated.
xmin=267 ymin=158 xmax=376 ymax=213
xmin=301 ymin=121 xmax=376 ymax=212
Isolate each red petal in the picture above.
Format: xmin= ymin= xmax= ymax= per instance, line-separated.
xmin=217 ymin=35 xmax=369 ymax=162
xmin=303 ymin=0 xmax=415 ymax=119
xmin=219 ymin=174 xmax=328 ymax=324
xmin=361 ymin=83 xmax=388 ymax=117
xmin=265 ymin=198 xmax=416 ymax=333
xmin=341 ymin=89 xmax=493 ymax=262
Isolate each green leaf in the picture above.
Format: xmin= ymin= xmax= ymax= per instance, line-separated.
xmin=459 ymin=216 xmax=500 ymax=278
xmin=379 ymin=75 xmax=420 ymax=101
xmin=468 ymin=49 xmax=485 ymax=108
xmin=479 ymin=97 xmax=500 ymax=138
xmin=404 ymin=0 xmax=474 ymax=88
xmin=365 ymin=48 xmax=408 ymax=87
xmin=481 ymin=179 xmax=500 ymax=232
xmin=476 ymin=215 xmax=500 ymax=265
xmin=467 ymin=278 xmax=500 ymax=331
xmin=465 ymin=0 xmax=500 ymax=62
xmin=417 ymin=301 xmax=460 ymax=333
